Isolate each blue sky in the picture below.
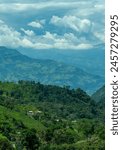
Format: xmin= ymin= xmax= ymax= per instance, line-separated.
xmin=0 ymin=0 xmax=104 ymax=50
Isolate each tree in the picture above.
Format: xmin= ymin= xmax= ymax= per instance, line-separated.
xmin=0 ymin=90 xmax=3 ymax=95
xmin=53 ymin=128 xmax=79 ymax=144
xmin=0 ymin=134 xmax=14 ymax=150
xmin=0 ymin=122 xmax=12 ymax=140
xmin=21 ymin=129 xmax=40 ymax=150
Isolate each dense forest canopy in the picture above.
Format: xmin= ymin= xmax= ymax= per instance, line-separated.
xmin=0 ymin=81 xmax=104 ymax=150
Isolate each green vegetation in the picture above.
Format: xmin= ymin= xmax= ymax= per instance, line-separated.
xmin=0 ymin=134 xmax=14 ymax=150
xmin=0 ymin=81 xmax=104 ymax=149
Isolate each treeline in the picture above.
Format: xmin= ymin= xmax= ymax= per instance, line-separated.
xmin=0 ymin=81 xmax=104 ymax=150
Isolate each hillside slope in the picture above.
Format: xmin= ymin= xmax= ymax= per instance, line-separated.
xmin=0 ymin=81 xmax=104 ymax=150
xmin=92 ymin=85 xmax=105 ymax=102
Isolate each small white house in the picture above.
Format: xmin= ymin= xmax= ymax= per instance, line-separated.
xmin=27 ymin=111 xmax=34 ymax=117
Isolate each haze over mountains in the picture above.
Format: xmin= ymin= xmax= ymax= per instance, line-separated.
xmin=0 ymin=46 xmax=104 ymax=94
xmin=19 ymin=44 xmax=105 ymax=77
xmin=92 ymin=85 xmax=105 ymax=102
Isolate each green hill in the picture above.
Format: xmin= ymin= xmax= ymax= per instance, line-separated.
xmin=0 ymin=81 xmax=104 ymax=150
xmin=0 ymin=46 xmax=104 ymax=94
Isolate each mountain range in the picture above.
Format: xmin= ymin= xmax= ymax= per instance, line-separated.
xmin=19 ymin=44 xmax=105 ymax=77
xmin=0 ymin=46 xmax=104 ymax=94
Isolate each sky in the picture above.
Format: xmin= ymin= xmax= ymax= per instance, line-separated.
xmin=0 ymin=0 xmax=104 ymax=50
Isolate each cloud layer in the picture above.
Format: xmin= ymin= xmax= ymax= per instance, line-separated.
xmin=0 ymin=20 xmax=93 ymax=49
xmin=0 ymin=0 xmax=104 ymax=50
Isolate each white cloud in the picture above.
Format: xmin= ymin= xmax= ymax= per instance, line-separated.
xmin=21 ymin=38 xmax=34 ymax=47
xmin=0 ymin=20 xmax=34 ymax=48
xmin=0 ymin=20 xmax=4 ymax=24
xmin=0 ymin=20 xmax=22 ymax=48
xmin=0 ymin=21 xmax=93 ymax=50
xmin=35 ymin=32 xmax=93 ymax=50
xmin=0 ymin=2 xmax=83 ymax=13
xmin=50 ymin=16 xmax=92 ymax=33
xmin=0 ymin=0 xmax=104 ymax=50
xmin=28 ymin=20 xmax=45 ymax=28
xmin=21 ymin=28 xmax=35 ymax=36
xmin=94 ymin=32 xmax=105 ymax=43
xmin=94 ymin=4 xmax=104 ymax=11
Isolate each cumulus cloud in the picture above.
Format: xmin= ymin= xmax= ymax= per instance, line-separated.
xmin=21 ymin=28 xmax=35 ymax=36
xmin=50 ymin=16 xmax=92 ymax=33
xmin=28 ymin=20 xmax=45 ymax=28
xmin=0 ymin=20 xmax=22 ymax=48
xmin=0 ymin=20 xmax=93 ymax=50
xmin=0 ymin=20 xmax=34 ymax=48
xmin=34 ymin=32 xmax=93 ymax=49
xmin=0 ymin=0 xmax=104 ymax=50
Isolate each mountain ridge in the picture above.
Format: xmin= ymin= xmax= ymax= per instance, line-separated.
xmin=0 ymin=46 xmax=104 ymax=94
xmin=18 ymin=45 xmax=105 ymax=77
xmin=92 ymin=85 xmax=105 ymax=102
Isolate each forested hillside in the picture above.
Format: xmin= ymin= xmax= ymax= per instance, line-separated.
xmin=0 ymin=81 xmax=104 ymax=150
